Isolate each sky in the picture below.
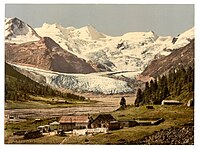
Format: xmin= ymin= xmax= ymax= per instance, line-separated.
xmin=5 ymin=4 xmax=194 ymax=36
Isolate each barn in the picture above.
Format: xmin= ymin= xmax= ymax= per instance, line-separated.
xmin=90 ymin=114 xmax=116 ymax=128
xmin=59 ymin=115 xmax=89 ymax=131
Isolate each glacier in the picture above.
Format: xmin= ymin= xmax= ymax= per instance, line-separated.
xmin=13 ymin=64 xmax=134 ymax=94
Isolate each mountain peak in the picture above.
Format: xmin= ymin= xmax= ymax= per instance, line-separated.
xmin=78 ymin=24 xmax=106 ymax=40
xmin=42 ymin=23 xmax=63 ymax=29
xmin=86 ymin=24 xmax=96 ymax=29
xmin=5 ymin=17 xmax=41 ymax=43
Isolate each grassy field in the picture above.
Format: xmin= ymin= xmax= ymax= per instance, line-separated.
xmin=5 ymin=104 xmax=194 ymax=144
xmin=60 ymin=105 xmax=194 ymax=144
xmin=5 ymin=95 xmax=97 ymax=109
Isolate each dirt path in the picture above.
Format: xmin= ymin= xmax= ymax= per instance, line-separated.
xmin=5 ymin=94 xmax=136 ymax=119
xmin=60 ymin=137 xmax=68 ymax=144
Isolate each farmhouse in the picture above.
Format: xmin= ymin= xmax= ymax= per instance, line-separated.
xmin=59 ymin=115 xmax=89 ymax=131
xmin=90 ymin=114 xmax=116 ymax=128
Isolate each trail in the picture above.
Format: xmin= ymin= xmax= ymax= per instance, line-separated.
xmin=60 ymin=137 xmax=67 ymax=144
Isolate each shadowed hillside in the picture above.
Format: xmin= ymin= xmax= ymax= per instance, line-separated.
xmin=5 ymin=63 xmax=85 ymax=101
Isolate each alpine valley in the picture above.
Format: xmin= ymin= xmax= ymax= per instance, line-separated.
xmin=5 ymin=16 xmax=195 ymax=145
xmin=5 ymin=17 xmax=194 ymax=94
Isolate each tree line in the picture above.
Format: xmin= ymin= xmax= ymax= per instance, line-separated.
xmin=135 ymin=66 xmax=194 ymax=106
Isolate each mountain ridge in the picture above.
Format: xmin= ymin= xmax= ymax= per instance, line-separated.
xmin=139 ymin=39 xmax=194 ymax=79
xmin=35 ymin=20 xmax=194 ymax=72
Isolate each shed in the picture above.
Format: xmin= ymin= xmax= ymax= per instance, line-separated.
xmin=109 ymin=121 xmax=121 ymax=130
xmin=59 ymin=115 xmax=89 ymax=131
xmin=90 ymin=114 xmax=116 ymax=128
xmin=119 ymin=120 xmax=138 ymax=128
xmin=161 ymin=100 xmax=182 ymax=105
xmin=50 ymin=121 xmax=60 ymax=131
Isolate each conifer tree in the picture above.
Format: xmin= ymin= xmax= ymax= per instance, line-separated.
xmin=135 ymin=88 xmax=143 ymax=107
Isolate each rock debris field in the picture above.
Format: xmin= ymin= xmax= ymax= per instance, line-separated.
xmin=132 ymin=126 xmax=194 ymax=145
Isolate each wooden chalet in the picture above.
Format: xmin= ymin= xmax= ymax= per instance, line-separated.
xmin=90 ymin=114 xmax=116 ymax=128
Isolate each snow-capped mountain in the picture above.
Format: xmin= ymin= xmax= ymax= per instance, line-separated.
xmin=4 ymin=17 xmax=195 ymax=94
xmin=5 ymin=17 xmax=41 ymax=43
xmin=35 ymin=23 xmax=194 ymax=72
xmin=5 ymin=36 xmax=96 ymax=74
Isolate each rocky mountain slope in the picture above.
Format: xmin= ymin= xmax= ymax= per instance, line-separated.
xmin=140 ymin=39 xmax=194 ymax=78
xmin=5 ymin=36 xmax=96 ymax=74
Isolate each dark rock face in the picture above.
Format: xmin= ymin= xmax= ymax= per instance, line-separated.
xmin=132 ymin=126 xmax=194 ymax=145
xmin=5 ymin=37 xmax=96 ymax=74
xmin=141 ymin=39 xmax=194 ymax=78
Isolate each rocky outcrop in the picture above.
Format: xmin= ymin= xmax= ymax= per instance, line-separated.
xmin=132 ymin=126 xmax=194 ymax=145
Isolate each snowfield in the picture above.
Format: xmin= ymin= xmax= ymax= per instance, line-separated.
xmin=35 ymin=23 xmax=194 ymax=72
xmin=13 ymin=64 xmax=133 ymax=94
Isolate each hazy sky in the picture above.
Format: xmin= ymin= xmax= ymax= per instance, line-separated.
xmin=5 ymin=4 xmax=194 ymax=36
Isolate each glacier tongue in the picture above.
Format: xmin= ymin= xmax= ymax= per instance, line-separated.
xmin=13 ymin=64 xmax=133 ymax=94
